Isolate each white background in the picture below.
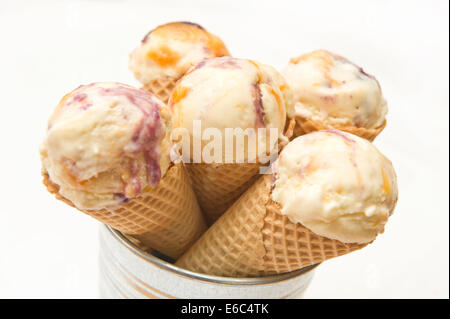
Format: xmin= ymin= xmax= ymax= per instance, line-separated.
xmin=0 ymin=0 xmax=448 ymax=298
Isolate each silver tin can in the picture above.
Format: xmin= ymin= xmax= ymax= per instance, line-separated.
xmin=99 ymin=225 xmax=318 ymax=299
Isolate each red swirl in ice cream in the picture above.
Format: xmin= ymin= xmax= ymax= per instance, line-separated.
xmin=129 ymin=22 xmax=230 ymax=86
xmin=170 ymin=57 xmax=289 ymax=163
xmin=40 ymin=82 xmax=172 ymax=210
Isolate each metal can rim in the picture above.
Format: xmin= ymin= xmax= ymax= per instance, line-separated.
xmin=105 ymin=225 xmax=319 ymax=286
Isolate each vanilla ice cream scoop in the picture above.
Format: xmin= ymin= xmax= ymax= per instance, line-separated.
xmin=40 ymin=82 xmax=171 ymax=210
xmin=272 ymin=130 xmax=398 ymax=243
xmin=129 ymin=22 xmax=230 ymax=86
xmin=282 ymin=50 xmax=387 ymax=130
xmin=170 ymin=57 xmax=289 ymax=163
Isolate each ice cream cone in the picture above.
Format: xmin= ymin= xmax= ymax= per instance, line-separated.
xmin=176 ymin=174 xmax=368 ymax=277
xmin=170 ymin=57 xmax=294 ymax=224
xmin=186 ymin=163 xmax=261 ymax=225
xmin=142 ymin=77 xmax=177 ymax=104
xmin=293 ymin=115 xmax=386 ymax=142
xmin=43 ymin=164 xmax=207 ymax=259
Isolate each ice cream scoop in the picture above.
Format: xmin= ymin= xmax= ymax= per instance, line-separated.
xmin=170 ymin=56 xmax=289 ymax=163
xmin=282 ymin=50 xmax=387 ymax=140
xmin=129 ymin=22 xmax=230 ymax=87
xmin=40 ymin=82 xmax=172 ymax=210
xmin=272 ymin=129 xmax=398 ymax=244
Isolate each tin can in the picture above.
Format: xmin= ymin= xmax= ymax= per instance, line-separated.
xmin=99 ymin=225 xmax=317 ymax=299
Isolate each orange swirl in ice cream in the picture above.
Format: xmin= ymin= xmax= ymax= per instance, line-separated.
xmin=272 ymin=130 xmax=398 ymax=243
xmin=129 ymin=22 xmax=230 ymax=85
xmin=40 ymin=82 xmax=171 ymax=210
xmin=282 ymin=50 xmax=387 ymax=129
xmin=169 ymin=57 xmax=289 ymax=163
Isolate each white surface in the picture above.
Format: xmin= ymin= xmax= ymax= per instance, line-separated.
xmin=0 ymin=0 xmax=448 ymax=299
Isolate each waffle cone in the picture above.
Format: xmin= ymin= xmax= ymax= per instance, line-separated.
xmin=176 ymin=174 xmax=368 ymax=277
xmin=142 ymin=77 xmax=177 ymax=104
xmin=43 ymin=163 xmax=206 ymax=259
xmin=187 ymin=163 xmax=261 ymax=225
xmin=293 ymin=115 xmax=386 ymax=142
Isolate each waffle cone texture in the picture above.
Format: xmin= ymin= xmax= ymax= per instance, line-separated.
xmin=187 ymin=163 xmax=261 ymax=225
xmin=176 ymin=174 xmax=368 ymax=277
xmin=43 ymin=163 xmax=206 ymax=259
xmin=293 ymin=115 xmax=386 ymax=142
xmin=142 ymin=77 xmax=177 ymax=104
